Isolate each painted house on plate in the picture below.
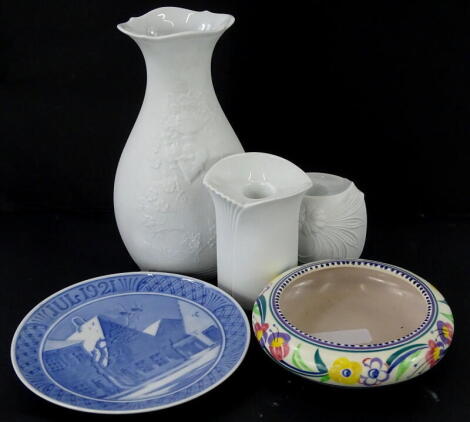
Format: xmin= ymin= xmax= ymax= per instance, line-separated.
xmin=42 ymin=303 xmax=221 ymax=399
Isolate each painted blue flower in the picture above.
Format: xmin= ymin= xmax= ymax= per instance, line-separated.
xmin=360 ymin=357 xmax=389 ymax=386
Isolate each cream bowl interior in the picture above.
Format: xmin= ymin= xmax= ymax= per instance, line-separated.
xmin=279 ymin=266 xmax=429 ymax=345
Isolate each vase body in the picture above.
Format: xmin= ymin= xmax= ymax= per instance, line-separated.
xmin=114 ymin=8 xmax=243 ymax=277
xmin=204 ymin=153 xmax=313 ymax=309
xmin=298 ymin=173 xmax=367 ymax=262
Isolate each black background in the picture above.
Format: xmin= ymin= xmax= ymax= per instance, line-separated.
xmin=1 ymin=1 xmax=469 ymax=421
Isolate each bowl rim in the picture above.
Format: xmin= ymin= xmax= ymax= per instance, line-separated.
xmin=269 ymin=259 xmax=438 ymax=351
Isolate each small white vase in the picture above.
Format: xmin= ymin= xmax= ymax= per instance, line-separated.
xmin=203 ymin=153 xmax=312 ymax=309
xmin=298 ymin=173 xmax=367 ymax=263
xmin=114 ymin=7 xmax=244 ymax=277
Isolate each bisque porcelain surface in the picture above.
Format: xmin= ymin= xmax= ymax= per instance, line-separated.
xmin=299 ymin=173 xmax=367 ymax=263
xmin=11 ymin=272 xmax=250 ymax=413
xmin=114 ymin=7 xmax=244 ymax=277
xmin=253 ymin=260 xmax=454 ymax=387
xmin=203 ymin=152 xmax=312 ymax=309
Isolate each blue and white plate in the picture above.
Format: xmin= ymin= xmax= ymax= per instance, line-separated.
xmin=11 ymin=272 xmax=250 ymax=414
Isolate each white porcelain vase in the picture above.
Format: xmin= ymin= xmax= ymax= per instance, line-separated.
xmin=298 ymin=173 xmax=367 ymax=262
xmin=114 ymin=7 xmax=243 ymax=277
xmin=203 ymin=153 xmax=313 ymax=309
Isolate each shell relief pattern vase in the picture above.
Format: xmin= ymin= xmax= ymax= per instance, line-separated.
xmin=114 ymin=7 xmax=244 ymax=277
xmin=299 ymin=173 xmax=367 ymax=262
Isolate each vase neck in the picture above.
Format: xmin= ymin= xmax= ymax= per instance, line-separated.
xmin=134 ymin=36 xmax=218 ymax=98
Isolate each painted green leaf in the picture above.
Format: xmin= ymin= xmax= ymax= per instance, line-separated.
xmin=320 ymin=374 xmax=330 ymax=382
xmin=257 ymin=296 xmax=267 ymax=323
xmin=253 ymin=302 xmax=260 ymax=316
xmin=314 ymin=349 xmax=328 ymax=374
xmin=292 ymin=344 xmax=314 ymax=372
xmin=386 ymin=343 xmax=426 ymax=367
xmin=291 ymin=345 xmax=301 ymax=367
xmin=290 ymin=345 xmax=329 ymax=377
xmin=440 ymin=312 xmax=454 ymax=323
xmin=395 ymin=350 xmax=422 ymax=381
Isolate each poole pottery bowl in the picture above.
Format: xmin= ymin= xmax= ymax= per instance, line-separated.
xmin=252 ymin=259 xmax=454 ymax=387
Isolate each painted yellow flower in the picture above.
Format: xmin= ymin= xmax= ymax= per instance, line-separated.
xmin=328 ymin=357 xmax=362 ymax=385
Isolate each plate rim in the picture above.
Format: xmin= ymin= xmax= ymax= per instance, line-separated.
xmin=11 ymin=271 xmax=251 ymax=414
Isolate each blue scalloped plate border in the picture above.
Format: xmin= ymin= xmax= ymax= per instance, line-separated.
xmin=11 ymin=272 xmax=250 ymax=414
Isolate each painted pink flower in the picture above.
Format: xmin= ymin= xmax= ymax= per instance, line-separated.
xmin=426 ymin=339 xmax=445 ymax=367
xmin=267 ymin=332 xmax=291 ymax=360
xmin=254 ymin=322 xmax=269 ymax=346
